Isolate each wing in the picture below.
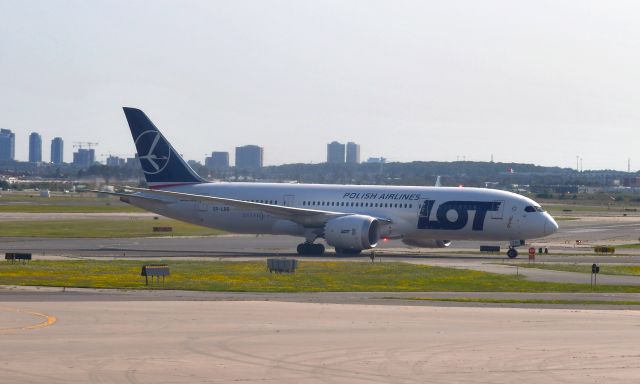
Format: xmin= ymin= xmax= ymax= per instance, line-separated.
xmin=98 ymin=187 xmax=393 ymax=228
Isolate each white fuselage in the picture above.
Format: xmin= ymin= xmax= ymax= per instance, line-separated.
xmin=127 ymin=182 xmax=558 ymax=243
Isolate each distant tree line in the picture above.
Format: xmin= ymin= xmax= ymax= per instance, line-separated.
xmin=205 ymin=161 xmax=637 ymax=188
xmin=2 ymin=160 xmax=637 ymax=190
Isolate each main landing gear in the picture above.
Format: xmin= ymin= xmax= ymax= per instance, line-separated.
xmin=297 ymin=242 xmax=325 ymax=256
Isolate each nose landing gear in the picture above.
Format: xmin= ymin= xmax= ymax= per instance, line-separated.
xmin=506 ymin=239 xmax=525 ymax=258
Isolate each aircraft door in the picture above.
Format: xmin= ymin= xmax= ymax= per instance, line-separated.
xmin=416 ymin=198 xmax=433 ymax=227
xmin=283 ymin=194 xmax=296 ymax=207
xmin=195 ymin=194 xmax=209 ymax=212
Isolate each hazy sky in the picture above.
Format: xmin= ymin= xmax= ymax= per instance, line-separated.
xmin=1 ymin=0 xmax=638 ymax=170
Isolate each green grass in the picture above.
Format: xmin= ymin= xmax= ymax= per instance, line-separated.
xmin=616 ymin=244 xmax=640 ymax=249
xmin=390 ymin=297 xmax=640 ymax=305
xmin=0 ymin=194 xmax=109 ymax=203
xmin=0 ymin=219 xmax=225 ymax=238
xmin=0 ymin=193 xmax=143 ymax=213
xmin=516 ymin=263 xmax=640 ymax=277
xmin=0 ymin=204 xmax=143 ymax=213
xmin=3 ymin=260 xmax=640 ymax=292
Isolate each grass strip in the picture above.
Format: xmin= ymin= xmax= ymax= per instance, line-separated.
xmin=0 ymin=204 xmax=143 ymax=213
xmin=389 ymin=297 xmax=640 ymax=305
xmin=616 ymin=244 xmax=640 ymax=249
xmin=0 ymin=195 xmax=113 ymax=203
xmin=516 ymin=263 xmax=640 ymax=277
xmin=3 ymin=260 xmax=640 ymax=292
xmin=0 ymin=219 xmax=224 ymax=238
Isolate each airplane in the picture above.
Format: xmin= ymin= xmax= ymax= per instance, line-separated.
xmin=107 ymin=107 xmax=558 ymax=258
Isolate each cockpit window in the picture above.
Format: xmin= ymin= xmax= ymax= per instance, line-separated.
xmin=525 ymin=205 xmax=545 ymax=213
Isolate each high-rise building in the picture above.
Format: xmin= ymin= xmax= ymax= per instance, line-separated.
xmin=205 ymin=151 xmax=230 ymax=169
xmin=29 ymin=132 xmax=42 ymax=163
xmin=51 ymin=137 xmax=64 ymax=164
xmin=235 ymin=145 xmax=263 ymax=169
xmin=73 ymin=148 xmax=95 ymax=167
xmin=106 ymin=155 xmax=125 ymax=167
xmin=0 ymin=129 xmax=15 ymax=162
xmin=327 ymin=141 xmax=345 ymax=164
xmin=125 ymin=156 xmax=140 ymax=170
xmin=346 ymin=142 xmax=360 ymax=164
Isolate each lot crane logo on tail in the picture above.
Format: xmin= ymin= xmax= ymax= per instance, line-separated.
xmin=123 ymin=107 xmax=204 ymax=186
xmin=135 ymin=130 xmax=171 ymax=175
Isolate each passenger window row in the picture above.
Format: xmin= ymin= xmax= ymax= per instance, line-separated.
xmin=302 ymin=201 xmax=413 ymax=209
xmin=243 ymin=199 xmax=414 ymax=210
xmin=249 ymin=200 xmax=278 ymax=205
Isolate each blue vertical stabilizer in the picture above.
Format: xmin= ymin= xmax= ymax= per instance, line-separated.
xmin=123 ymin=107 xmax=204 ymax=188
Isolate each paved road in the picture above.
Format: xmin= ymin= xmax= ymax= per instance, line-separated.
xmin=1 ymin=213 xmax=639 ymax=257
xmin=0 ymin=234 xmax=638 ymax=258
xmin=3 ymin=286 xmax=640 ymax=308
xmin=2 ymin=299 xmax=640 ymax=383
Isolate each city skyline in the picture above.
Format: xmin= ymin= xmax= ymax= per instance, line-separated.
xmin=0 ymin=126 xmax=637 ymax=173
xmin=4 ymin=113 xmax=636 ymax=172
xmin=0 ymin=1 xmax=639 ymax=170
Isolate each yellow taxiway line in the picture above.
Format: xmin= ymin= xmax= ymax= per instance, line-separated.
xmin=0 ymin=306 xmax=57 ymax=333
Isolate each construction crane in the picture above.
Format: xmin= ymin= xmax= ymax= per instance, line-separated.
xmin=73 ymin=142 xmax=99 ymax=150
xmin=101 ymin=152 xmax=129 ymax=158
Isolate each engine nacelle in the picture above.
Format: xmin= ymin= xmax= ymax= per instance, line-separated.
xmin=401 ymin=238 xmax=452 ymax=248
xmin=324 ymin=215 xmax=380 ymax=251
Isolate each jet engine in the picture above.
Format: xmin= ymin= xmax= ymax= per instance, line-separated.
xmin=324 ymin=215 xmax=380 ymax=251
xmin=401 ymin=238 xmax=452 ymax=248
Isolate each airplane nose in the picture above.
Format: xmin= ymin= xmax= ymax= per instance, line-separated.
xmin=544 ymin=215 xmax=559 ymax=235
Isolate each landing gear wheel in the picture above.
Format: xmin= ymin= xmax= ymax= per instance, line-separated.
xmin=297 ymin=243 xmax=325 ymax=256
xmin=507 ymin=248 xmax=518 ymax=258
